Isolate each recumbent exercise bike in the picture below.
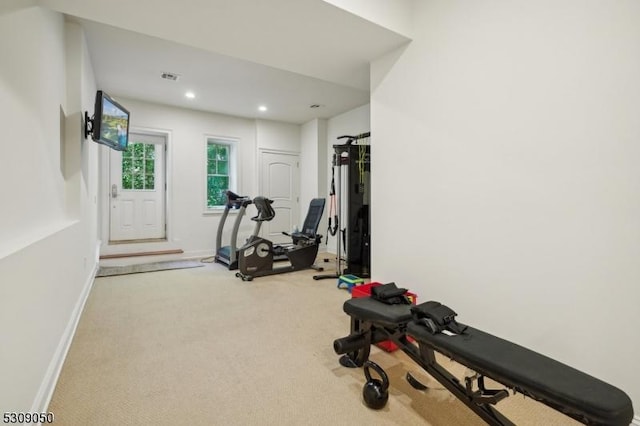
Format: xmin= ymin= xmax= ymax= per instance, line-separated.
xmin=235 ymin=197 xmax=325 ymax=281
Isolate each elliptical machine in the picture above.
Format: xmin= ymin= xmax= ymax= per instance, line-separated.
xmin=235 ymin=196 xmax=325 ymax=281
xmin=214 ymin=190 xmax=252 ymax=270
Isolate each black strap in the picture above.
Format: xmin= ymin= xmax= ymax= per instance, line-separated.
xmin=411 ymin=301 xmax=468 ymax=334
xmin=325 ymin=166 xmax=338 ymax=244
xmin=371 ymin=283 xmax=411 ymax=305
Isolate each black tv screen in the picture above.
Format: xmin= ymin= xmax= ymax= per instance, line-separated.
xmin=92 ymin=90 xmax=130 ymax=151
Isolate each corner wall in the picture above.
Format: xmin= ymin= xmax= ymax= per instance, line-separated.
xmin=321 ymin=0 xmax=414 ymax=38
xmin=301 ymin=119 xmax=328 ymax=232
xmin=371 ymin=0 xmax=640 ymax=411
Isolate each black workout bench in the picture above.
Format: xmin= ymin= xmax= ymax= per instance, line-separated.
xmin=334 ymin=293 xmax=634 ymax=426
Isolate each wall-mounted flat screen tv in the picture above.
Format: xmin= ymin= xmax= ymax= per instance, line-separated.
xmin=90 ymin=90 xmax=130 ymax=151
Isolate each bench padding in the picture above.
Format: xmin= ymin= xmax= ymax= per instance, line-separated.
xmin=343 ymin=297 xmax=413 ymax=325
xmin=340 ymin=296 xmax=634 ymax=425
xmin=407 ymin=322 xmax=634 ymax=425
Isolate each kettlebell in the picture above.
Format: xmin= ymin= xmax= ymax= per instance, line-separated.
xmin=362 ymin=361 xmax=389 ymax=410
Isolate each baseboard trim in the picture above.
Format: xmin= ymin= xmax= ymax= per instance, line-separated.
xmin=99 ymin=249 xmax=183 ymax=259
xmin=30 ymin=261 xmax=98 ymax=412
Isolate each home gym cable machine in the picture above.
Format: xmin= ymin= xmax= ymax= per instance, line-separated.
xmin=314 ymin=132 xmax=370 ymax=280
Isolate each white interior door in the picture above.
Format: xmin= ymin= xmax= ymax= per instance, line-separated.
xmin=260 ymin=151 xmax=300 ymax=245
xmin=109 ymin=132 xmax=166 ymax=242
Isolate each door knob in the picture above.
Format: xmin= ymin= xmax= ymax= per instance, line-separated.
xmin=111 ymin=184 xmax=118 ymax=198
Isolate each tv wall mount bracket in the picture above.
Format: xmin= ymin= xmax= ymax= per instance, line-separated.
xmin=84 ymin=111 xmax=94 ymax=139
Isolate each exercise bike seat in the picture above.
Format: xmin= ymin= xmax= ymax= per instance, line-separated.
xmin=289 ymin=198 xmax=325 ymax=245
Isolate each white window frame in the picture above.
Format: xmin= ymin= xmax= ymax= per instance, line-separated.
xmin=204 ymin=136 xmax=239 ymax=213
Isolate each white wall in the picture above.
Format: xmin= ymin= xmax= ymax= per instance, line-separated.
xmin=97 ymin=104 xmax=314 ymax=257
xmin=371 ymin=0 xmax=640 ymax=411
xmin=0 ymin=7 xmax=99 ymax=412
xmin=256 ymin=119 xmax=300 ymax=153
xmin=96 ymin=101 xmax=367 ymax=258
xmin=324 ymin=104 xmax=370 ymax=254
xmin=0 ymin=6 xmax=67 ymax=251
xmin=300 ymin=118 xmax=328 ymax=228
xmin=96 ymin=101 xmax=374 ymax=262
xmin=99 ymin=99 xmax=258 ymax=257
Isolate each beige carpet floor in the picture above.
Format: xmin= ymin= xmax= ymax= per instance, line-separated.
xmin=48 ymin=257 xmax=579 ymax=425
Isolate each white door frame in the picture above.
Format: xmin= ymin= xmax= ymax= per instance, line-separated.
xmin=100 ymin=127 xmax=172 ymax=248
xmin=258 ymin=148 xmax=300 ymax=243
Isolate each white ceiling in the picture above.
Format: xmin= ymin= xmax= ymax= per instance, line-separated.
xmin=39 ymin=0 xmax=412 ymax=124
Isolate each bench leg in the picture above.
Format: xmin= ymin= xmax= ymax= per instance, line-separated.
xmin=335 ymin=320 xmax=516 ymax=425
xmin=339 ymin=317 xmax=371 ymax=367
xmin=392 ymin=336 xmax=516 ymax=426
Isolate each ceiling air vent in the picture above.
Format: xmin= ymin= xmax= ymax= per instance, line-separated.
xmin=161 ymin=72 xmax=180 ymax=81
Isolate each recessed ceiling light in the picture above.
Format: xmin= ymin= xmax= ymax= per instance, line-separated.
xmin=185 ymin=92 xmax=195 ymax=99
xmin=258 ymin=105 xmax=268 ymax=112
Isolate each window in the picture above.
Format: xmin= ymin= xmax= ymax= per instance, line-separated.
xmin=122 ymin=142 xmax=155 ymax=190
xmin=206 ymin=137 xmax=237 ymax=209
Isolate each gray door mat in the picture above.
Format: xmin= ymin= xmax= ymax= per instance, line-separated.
xmin=96 ymin=260 xmax=204 ymax=277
